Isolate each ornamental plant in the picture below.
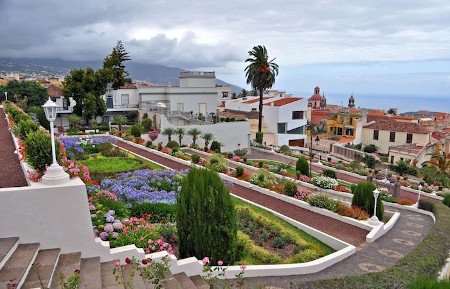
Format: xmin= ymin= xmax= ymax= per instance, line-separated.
xmin=210 ymin=140 xmax=222 ymax=153
xmin=311 ymin=176 xmax=338 ymax=189
xmin=351 ymin=182 xmax=384 ymax=220
xmin=141 ymin=118 xmax=153 ymax=131
xmin=296 ymin=156 xmax=309 ymax=176
xmin=113 ymin=257 xmax=170 ymax=289
xmin=191 ymin=153 xmax=200 ymax=164
xmin=206 ymin=154 xmax=228 ymax=173
xmin=130 ymin=124 xmax=144 ymax=138
xmin=177 ymin=168 xmax=237 ymax=265
xmin=25 ymin=130 xmax=60 ymax=172
xmin=283 ymin=179 xmax=298 ymax=197
xmin=14 ymin=119 xmax=39 ymax=140
xmin=307 ymin=194 xmax=340 ymax=212
xmin=322 ymin=169 xmax=336 ymax=179
xmin=279 ymin=144 xmax=292 ymax=155
xmin=249 ymin=169 xmax=276 ymax=188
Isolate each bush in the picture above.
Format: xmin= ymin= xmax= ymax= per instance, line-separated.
xmin=142 ymin=113 xmax=148 ymax=119
xmin=130 ymin=124 xmax=143 ymax=138
xmin=141 ymin=118 xmax=152 ymax=131
xmin=14 ymin=119 xmax=39 ymax=139
xmin=234 ymin=148 xmax=247 ymax=157
xmin=126 ymin=111 xmax=138 ymax=122
xmin=99 ymin=143 xmax=126 ymax=158
xmin=235 ymin=166 xmax=244 ymax=178
xmin=210 ymin=140 xmax=222 ymax=153
xmin=391 ymin=160 xmax=417 ymax=176
xmin=296 ymin=156 xmax=309 ymax=176
xmin=206 ymin=154 xmax=228 ymax=173
xmin=255 ymin=132 xmax=263 ymax=144
xmin=283 ymin=180 xmax=298 ymax=197
xmin=311 ymin=176 xmax=339 ymax=189
xmin=129 ymin=202 xmax=176 ymax=223
xmin=25 ymin=130 xmax=60 ymax=172
xmin=363 ymin=144 xmax=378 ymax=153
xmin=166 ymin=140 xmax=180 ymax=151
xmin=351 ymin=182 xmax=384 ymax=219
xmin=418 ymin=199 xmax=435 ymax=213
xmin=443 ymin=194 xmax=450 ymax=208
xmin=191 ymin=153 xmax=200 ymax=164
xmin=307 ymin=194 xmax=340 ymax=212
xmin=364 ymin=154 xmax=377 ymax=169
xmin=409 ymin=277 xmax=450 ymax=289
xmin=250 ymin=169 xmax=276 ymax=188
xmin=397 ymin=199 xmax=415 ymax=206
xmin=145 ymin=141 xmax=156 ymax=149
xmin=336 ymin=204 xmax=369 ymax=220
xmin=177 ymin=168 xmax=237 ymax=264
xmin=27 ymin=106 xmax=50 ymax=130
xmin=279 ymin=145 xmax=292 ymax=155
xmin=322 ymin=169 xmax=336 ymax=179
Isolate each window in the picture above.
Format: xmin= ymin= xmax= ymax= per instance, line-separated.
xmin=373 ymin=130 xmax=379 ymax=140
xmin=390 ymin=156 xmax=394 ymax=164
xmin=222 ymin=92 xmax=229 ymax=98
xmin=406 ymin=133 xmax=413 ymax=144
xmin=121 ymin=94 xmax=129 ymax=106
xmin=177 ymin=103 xmax=184 ymax=112
xmin=292 ymin=111 xmax=304 ymax=119
xmin=337 ymin=127 xmax=343 ymax=135
xmin=277 ymin=123 xmax=287 ymax=134
xmin=390 ymin=131 xmax=396 ymax=142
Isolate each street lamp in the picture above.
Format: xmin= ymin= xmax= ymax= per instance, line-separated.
xmin=368 ymin=188 xmax=380 ymax=225
xmin=41 ymin=97 xmax=69 ymax=185
xmin=315 ymin=135 xmax=322 ymax=165
xmin=4 ymin=91 xmax=7 ymax=101
xmin=417 ymin=184 xmax=423 ymax=205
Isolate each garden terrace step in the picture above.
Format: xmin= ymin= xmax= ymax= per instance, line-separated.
xmin=101 ymin=261 xmax=125 ymax=289
xmin=189 ymin=275 xmax=210 ymax=289
xmin=0 ymin=237 xmax=19 ymax=269
xmin=173 ymin=272 xmax=197 ymax=289
xmin=50 ymin=252 xmax=81 ymax=289
xmin=0 ymin=243 xmax=40 ymax=289
xmin=22 ymin=248 xmax=60 ymax=289
xmin=80 ymin=257 xmax=102 ymax=289
xmin=121 ymin=264 xmax=149 ymax=289
xmin=163 ymin=272 xmax=181 ymax=289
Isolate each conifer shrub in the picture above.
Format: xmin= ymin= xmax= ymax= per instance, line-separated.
xmin=141 ymin=118 xmax=153 ymax=131
xmin=210 ymin=140 xmax=222 ymax=153
xmin=283 ymin=180 xmax=298 ymax=197
xmin=177 ymin=168 xmax=237 ymax=265
xmin=235 ymin=166 xmax=244 ymax=178
xmin=130 ymin=124 xmax=143 ymax=137
xmin=191 ymin=153 xmax=200 ymax=164
xmin=166 ymin=140 xmax=180 ymax=151
xmin=255 ymin=132 xmax=263 ymax=144
xmin=14 ymin=119 xmax=39 ymax=139
xmin=279 ymin=145 xmax=292 ymax=155
xmin=351 ymin=182 xmax=384 ymax=219
xmin=322 ymin=169 xmax=336 ymax=179
xmin=25 ymin=130 xmax=60 ymax=172
xmin=418 ymin=199 xmax=435 ymax=213
xmin=296 ymin=156 xmax=309 ymax=176
xmin=443 ymin=194 xmax=450 ymax=208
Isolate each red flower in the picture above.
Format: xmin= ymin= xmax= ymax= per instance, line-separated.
xmin=141 ymin=259 xmax=148 ymax=265
xmin=125 ymin=257 xmax=132 ymax=265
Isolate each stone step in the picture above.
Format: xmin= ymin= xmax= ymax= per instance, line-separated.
xmin=173 ymin=272 xmax=197 ymax=289
xmin=163 ymin=271 xmax=181 ymax=289
xmin=189 ymin=275 xmax=210 ymax=289
xmin=0 ymin=243 xmax=40 ymax=289
xmin=80 ymin=257 xmax=102 ymax=289
xmin=22 ymin=248 xmax=60 ymax=289
xmin=121 ymin=264 xmax=151 ymax=289
xmin=101 ymin=261 xmax=124 ymax=289
xmin=0 ymin=237 xmax=19 ymax=270
xmin=50 ymin=252 xmax=81 ymax=289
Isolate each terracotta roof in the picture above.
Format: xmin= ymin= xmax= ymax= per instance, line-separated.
xmin=264 ymin=97 xmax=302 ymax=107
xmin=337 ymin=136 xmax=355 ymax=144
xmin=432 ymin=131 xmax=447 ymax=140
xmin=120 ymin=82 xmax=137 ymax=89
xmin=243 ymin=97 xmax=271 ymax=104
xmin=311 ymin=109 xmax=332 ymax=125
xmin=309 ymin=94 xmax=322 ymax=101
xmin=363 ymin=120 xmax=429 ymax=134
xmin=393 ymin=115 xmax=418 ymax=121
xmin=368 ymin=110 xmax=386 ymax=116
xmin=47 ymin=83 xmax=63 ymax=97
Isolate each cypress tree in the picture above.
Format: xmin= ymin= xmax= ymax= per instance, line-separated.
xmin=296 ymin=156 xmax=309 ymax=176
xmin=351 ymin=182 xmax=384 ymax=220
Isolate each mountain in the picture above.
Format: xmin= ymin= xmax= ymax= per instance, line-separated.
xmin=0 ymin=57 xmax=242 ymax=92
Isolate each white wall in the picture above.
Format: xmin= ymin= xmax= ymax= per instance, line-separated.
xmin=362 ymin=128 xmax=431 ymax=154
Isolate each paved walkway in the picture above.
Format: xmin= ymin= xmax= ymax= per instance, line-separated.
xmin=0 ymin=108 xmax=27 ymax=188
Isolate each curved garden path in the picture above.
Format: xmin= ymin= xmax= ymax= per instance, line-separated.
xmin=0 ymin=108 xmax=27 ymax=188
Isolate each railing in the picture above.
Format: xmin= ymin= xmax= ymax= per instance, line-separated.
xmin=165 ymin=111 xmax=214 ymax=125
xmin=180 ymin=71 xmax=215 ymax=78
xmin=56 ymin=106 xmax=72 ymax=112
xmin=110 ymin=104 xmax=139 ymax=109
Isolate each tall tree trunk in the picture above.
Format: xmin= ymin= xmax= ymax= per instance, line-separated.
xmin=258 ymin=88 xmax=263 ymax=132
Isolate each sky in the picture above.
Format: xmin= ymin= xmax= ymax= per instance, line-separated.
xmin=0 ymin=0 xmax=449 ymax=110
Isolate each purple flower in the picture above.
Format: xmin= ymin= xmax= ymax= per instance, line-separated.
xmin=106 ymin=216 xmax=115 ymax=223
xmin=99 ymin=231 xmax=108 ymax=241
xmin=112 ymin=232 xmax=119 ymax=239
xmin=113 ymin=221 xmax=123 ymax=230
xmin=89 ymin=204 xmax=96 ymax=211
xmin=105 ymin=210 xmax=115 ymax=218
xmin=104 ymin=224 xmax=114 ymax=233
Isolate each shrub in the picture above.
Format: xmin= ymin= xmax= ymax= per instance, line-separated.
xmin=283 ymin=180 xmax=298 ymax=197
xmin=130 ymin=124 xmax=143 ymax=138
xmin=443 ymin=194 xmax=450 ymax=208
xmin=311 ymin=176 xmax=339 ymax=189
xmin=279 ymin=145 xmax=292 ymax=155
xmin=206 ymin=154 xmax=228 ymax=173
xmin=129 ymin=202 xmax=176 ymax=223
xmin=142 ymin=113 xmax=148 ymax=119
xmin=166 ymin=140 xmax=180 ymax=151
xmin=364 ymin=154 xmax=377 ymax=169
xmin=255 ymin=132 xmax=263 ymax=144
xmin=177 ymin=168 xmax=237 ymax=264
xmin=25 ymin=130 xmax=60 ymax=172
xmin=126 ymin=110 xmax=138 ymax=122
xmin=234 ymin=148 xmax=247 ymax=157
xmin=296 ymin=156 xmax=309 ymax=176
xmin=322 ymin=169 xmax=336 ymax=179
xmin=351 ymin=182 xmax=384 ymax=219
xmin=391 ymin=160 xmax=417 ymax=176
xmin=99 ymin=143 xmax=126 ymax=157
xmin=307 ymin=194 xmax=340 ymax=212
xmin=397 ymin=199 xmax=415 ymax=206
xmin=271 ymin=236 xmax=286 ymax=248
xmin=141 ymin=118 xmax=153 ymax=131
xmin=250 ymin=169 xmax=276 ymax=188
xmin=27 ymin=106 xmax=50 ymax=130
xmin=191 ymin=153 xmax=200 ymax=164
xmin=14 ymin=119 xmax=39 ymax=139
xmin=145 ymin=141 xmax=156 ymax=149
xmin=363 ymin=144 xmax=378 ymax=153
xmin=210 ymin=140 xmax=222 ymax=153
xmin=235 ymin=166 xmax=244 ymax=178
xmin=294 ymin=190 xmax=312 ymax=201
xmin=409 ymin=277 xmax=450 ymax=289
xmin=418 ymin=199 xmax=435 ymax=212
xmin=336 ymin=203 xmax=369 ymax=220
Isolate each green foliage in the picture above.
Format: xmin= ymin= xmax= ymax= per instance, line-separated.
xmin=234 ymin=148 xmax=247 ymax=156
xmin=126 ymin=111 xmax=138 ymax=122
xmin=177 ymin=168 xmax=237 ymax=264
xmin=351 ymin=182 xmax=384 ymax=219
xmin=364 ymin=154 xmax=377 ymax=169
xmin=307 ymin=194 xmax=340 ymax=212
xmin=296 ymin=156 xmax=309 ymax=176
xmin=210 ymin=140 xmax=222 ymax=153
xmin=27 ymin=106 xmax=50 ymax=130
xmin=409 ymin=277 xmax=450 ymax=289
xmin=4 ymin=80 xmax=47 ymax=107
xmin=112 ymin=115 xmax=127 ymax=132
xmin=98 ymin=143 xmax=127 ymax=158
xmin=279 ymin=144 xmax=292 ymax=155
xmin=129 ymin=203 xmax=176 ymax=223
xmin=101 ymin=40 xmax=131 ymax=89
xmin=81 ymin=157 xmax=143 ymax=175
xmin=141 ymin=118 xmax=152 ymax=131
xmin=419 ymin=166 xmax=450 ymax=188
xmin=206 ymin=154 xmax=228 ymax=173
xmin=130 ymin=124 xmax=143 ymax=137
xmin=166 ymin=140 xmax=180 ymax=151
xmin=322 ymin=169 xmax=336 ymax=179
xmin=174 ymin=128 xmax=185 ymax=146
xmin=250 ymin=169 xmax=276 ymax=188
xmin=25 ymin=130 xmax=60 ymax=172
xmin=14 ymin=119 xmax=39 ymax=139
xmin=255 ymin=132 xmax=264 ymax=144
xmin=283 ymin=180 xmax=298 ymax=197
xmin=67 ymin=114 xmax=81 ymax=128
xmin=191 ymin=153 xmax=200 ymax=164
xmin=418 ymin=199 xmax=435 ymax=213
xmin=363 ymin=144 xmax=378 ymax=153
xmin=235 ymin=166 xmax=245 ymax=178
xmin=443 ymin=194 xmax=450 ymax=208
xmin=391 ymin=160 xmax=418 ymax=176
xmin=202 ymin=132 xmax=214 ymax=150
xmin=162 ymin=128 xmax=174 ymax=142
xmin=187 ymin=128 xmax=202 ymax=145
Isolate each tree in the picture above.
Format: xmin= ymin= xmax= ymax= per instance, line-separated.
xmin=426 ymin=149 xmax=450 ymax=175
xmin=245 ymin=45 xmax=279 ymax=133
xmin=296 ymin=156 xmax=309 ymax=176
xmin=174 ymin=128 xmax=185 ymax=146
xmin=4 ymin=80 xmax=47 ymax=107
xmin=176 ymin=168 xmax=237 ymax=264
xmin=202 ymin=132 xmax=214 ymax=151
xmin=102 ymin=40 xmax=131 ymax=89
xmin=187 ymin=128 xmax=202 ymax=145
xmin=113 ymin=115 xmax=126 ymax=131
xmin=68 ymin=114 xmax=81 ymax=128
xmin=351 ymin=182 xmax=384 ymax=220
xmin=141 ymin=118 xmax=152 ymax=131
xmin=241 ymin=89 xmax=248 ymax=98
xmin=162 ymin=127 xmax=175 ymax=142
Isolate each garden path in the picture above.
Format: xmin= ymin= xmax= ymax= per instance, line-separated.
xmin=0 ymin=108 xmax=27 ymax=188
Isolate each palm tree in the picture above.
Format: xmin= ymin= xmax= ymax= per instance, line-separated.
xmin=241 ymin=89 xmax=248 ymax=99
xmin=427 ymin=149 xmax=450 ymax=175
xmin=174 ymin=128 xmax=185 ymax=146
xmin=162 ymin=127 xmax=175 ymax=142
xmin=187 ymin=128 xmax=202 ymax=146
xmin=113 ymin=115 xmax=126 ymax=132
xmin=245 ymin=45 xmax=279 ymax=133
xmin=306 ymin=121 xmax=321 ymax=176
xmin=202 ymin=132 xmax=214 ymax=151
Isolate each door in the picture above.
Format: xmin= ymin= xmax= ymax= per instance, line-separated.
xmin=289 ymin=139 xmax=305 ymax=147
xmin=199 ymin=103 xmax=207 ymax=115
xmin=390 ymin=156 xmax=394 ymax=164
xmin=106 ymin=96 xmax=113 ymax=109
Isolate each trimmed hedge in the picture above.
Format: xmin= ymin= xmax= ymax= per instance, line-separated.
xmin=25 ymin=130 xmax=60 ymax=172
xmin=296 ymin=156 xmax=309 ymax=176
xmin=351 ymin=182 xmax=384 ymax=220
xmin=129 ymin=202 xmax=176 ymax=223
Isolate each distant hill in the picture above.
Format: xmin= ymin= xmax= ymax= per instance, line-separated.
xmin=0 ymin=57 xmax=242 ymax=92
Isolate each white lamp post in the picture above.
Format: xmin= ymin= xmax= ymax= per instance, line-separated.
xmin=4 ymin=91 xmax=7 ymax=101
xmin=417 ymin=184 xmax=423 ymax=206
xmin=41 ymin=97 xmax=70 ymax=185
xmin=368 ymin=188 xmax=380 ymax=225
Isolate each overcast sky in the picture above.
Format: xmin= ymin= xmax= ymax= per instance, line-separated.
xmin=1 ymin=0 xmax=450 ymax=103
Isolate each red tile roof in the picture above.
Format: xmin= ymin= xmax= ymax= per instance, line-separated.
xmin=243 ymin=97 xmax=271 ymax=104
xmin=47 ymin=83 xmax=63 ymax=97
xmin=264 ymin=97 xmax=302 ymax=107
xmin=121 ymin=82 xmax=137 ymax=89
xmin=337 ymin=136 xmax=355 ymax=144
xmin=311 ymin=109 xmax=332 ymax=125
xmin=363 ymin=120 xmax=429 ymax=134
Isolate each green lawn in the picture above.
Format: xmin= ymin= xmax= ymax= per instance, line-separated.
xmin=248 ymin=159 xmax=297 ymax=175
xmin=80 ymin=153 xmax=164 ymax=175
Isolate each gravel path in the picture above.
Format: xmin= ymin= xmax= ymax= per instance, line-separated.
xmin=0 ymin=108 xmax=28 ymax=188
xmin=116 ymin=141 xmax=368 ymax=246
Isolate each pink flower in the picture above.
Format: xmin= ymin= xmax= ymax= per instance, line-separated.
xmin=114 ymin=260 xmax=120 ymax=267
xmin=240 ymin=265 xmax=247 ymax=270
xmin=217 ymin=260 xmax=223 ymax=266
xmin=202 ymin=257 xmax=210 ymax=265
